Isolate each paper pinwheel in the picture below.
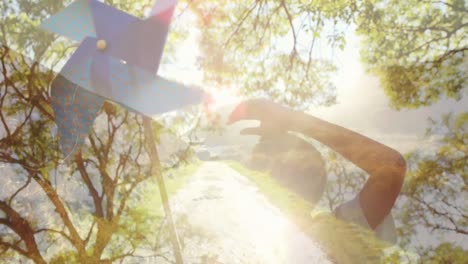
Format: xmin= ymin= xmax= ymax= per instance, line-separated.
xmin=40 ymin=0 xmax=205 ymax=156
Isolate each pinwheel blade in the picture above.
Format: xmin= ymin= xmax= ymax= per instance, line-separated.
xmin=150 ymin=0 xmax=178 ymax=20
xmin=90 ymin=52 xmax=113 ymax=96
xmin=40 ymin=0 xmax=96 ymax=42
xmin=51 ymin=75 xmax=104 ymax=158
xmin=107 ymin=20 xmax=168 ymax=74
xmin=59 ymin=37 xmax=96 ymax=91
xmin=107 ymin=0 xmax=177 ymax=73
xmin=89 ymin=0 xmax=138 ymax=41
xmin=128 ymin=75 xmax=206 ymax=115
xmin=103 ymin=57 xmax=205 ymax=116
xmin=118 ymin=68 xmax=205 ymax=114
xmin=148 ymin=76 xmax=206 ymax=114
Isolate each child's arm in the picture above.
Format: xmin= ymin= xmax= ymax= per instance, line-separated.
xmin=229 ymin=99 xmax=406 ymax=228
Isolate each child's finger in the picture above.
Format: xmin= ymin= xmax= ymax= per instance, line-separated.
xmin=227 ymin=101 xmax=250 ymax=124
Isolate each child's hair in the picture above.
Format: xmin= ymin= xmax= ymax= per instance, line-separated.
xmin=249 ymin=133 xmax=327 ymax=206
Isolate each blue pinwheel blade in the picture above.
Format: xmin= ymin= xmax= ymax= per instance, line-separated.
xmin=40 ymin=0 xmax=96 ymax=42
xmin=90 ymin=51 xmax=113 ymax=96
xmin=59 ymin=37 xmax=96 ymax=90
xmin=100 ymin=57 xmax=205 ymax=116
xmin=60 ymin=37 xmax=114 ymax=98
xmin=51 ymin=75 xmax=104 ymax=158
xmin=127 ymin=74 xmax=206 ymax=115
xmin=107 ymin=0 xmax=178 ymax=73
xmin=107 ymin=19 xmax=167 ymax=74
xmin=89 ymin=0 xmax=139 ymax=41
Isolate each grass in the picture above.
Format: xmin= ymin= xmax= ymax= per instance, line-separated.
xmin=225 ymin=160 xmax=393 ymax=264
xmin=105 ymin=160 xmax=204 ymax=262
xmin=163 ymin=160 xmax=203 ymax=196
xmin=138 ymin=160 xmax=202 ymax=219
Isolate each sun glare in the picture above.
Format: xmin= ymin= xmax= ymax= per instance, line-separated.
xmin=207 ymin=88 xmax=241 ymax=111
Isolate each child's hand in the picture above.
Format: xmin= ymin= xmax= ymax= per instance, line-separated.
xmin=227 ymin=99 xmax=294 ymax=137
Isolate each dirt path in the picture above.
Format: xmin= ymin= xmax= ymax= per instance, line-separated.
xmin=169 ymin=161 xmax=330 ymax=264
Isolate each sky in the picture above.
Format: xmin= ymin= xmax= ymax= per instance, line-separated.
xmin=310 ymin=32 xmax=468 ymax=153
xmin=161 ymin=20 xmax=467 ymax=155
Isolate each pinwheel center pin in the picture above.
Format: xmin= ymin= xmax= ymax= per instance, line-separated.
xmin=96 ymin=39 xmax=107 ymax=51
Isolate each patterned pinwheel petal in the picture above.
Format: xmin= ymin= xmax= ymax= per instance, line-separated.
xmin=51 ymin=75 xmax=104 ymax=158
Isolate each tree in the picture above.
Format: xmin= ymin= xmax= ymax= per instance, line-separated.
xmin=319 ymin=149 xmax=367 ymax=211
xmin=356 ymin=0 xmax=467 ymax=109
xmin=352 ymin=0 xmax=467 ymax=260
xmin=3 ymin=0 xmax=465 ymax=262
xmin=187 ymin=0 xmax=360 ymax=108
xmin=0 ymin=45 xmax=205 ymax=263
xmin=397 ymin=113 xmax=467 ymax=250
xmin=421 ymin=243 xmax=468 ymax=263
xmin=0 ymin=1 xmax=206 ymax=262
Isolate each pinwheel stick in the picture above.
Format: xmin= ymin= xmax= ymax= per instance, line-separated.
xmin=143 ymin=117 xmax=184 ymax=264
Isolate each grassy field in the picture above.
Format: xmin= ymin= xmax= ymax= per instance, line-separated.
xmin=225 ymin=160 xmax=396 ymax=264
